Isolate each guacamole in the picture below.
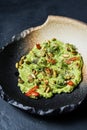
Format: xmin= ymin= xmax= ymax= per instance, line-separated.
xmin=16 ymin=38 xmax=83 ymax=99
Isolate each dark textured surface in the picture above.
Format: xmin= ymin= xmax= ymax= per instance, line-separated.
xmin=0 ymin=34 xmax=86 ymax=115
xmin=0 ymin=0 xmax=87 ymax=129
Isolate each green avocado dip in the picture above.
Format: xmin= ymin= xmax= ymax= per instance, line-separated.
xmin=16 ymin=38 xmax=83 ymax=99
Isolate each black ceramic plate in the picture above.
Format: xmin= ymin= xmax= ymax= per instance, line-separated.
xmin=0 ymin=16 xmax=87 ymax=115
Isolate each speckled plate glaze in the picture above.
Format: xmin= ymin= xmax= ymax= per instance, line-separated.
xmin=0 ymin=16 xmax=87 ymax=116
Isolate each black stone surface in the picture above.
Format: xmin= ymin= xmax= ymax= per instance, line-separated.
xmin=0 ymin=0 xmax=87 ymax=130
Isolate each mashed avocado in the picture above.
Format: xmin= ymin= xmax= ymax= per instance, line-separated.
xmin=16 ymin=38 xmax=83 ymax=99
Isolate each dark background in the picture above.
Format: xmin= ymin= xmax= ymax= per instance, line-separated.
xmin=0 ymin=0 xmax=87 ymax=130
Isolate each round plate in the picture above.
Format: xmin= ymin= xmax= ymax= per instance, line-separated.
xmin=0 ymin=16 xmax=87 ymax=115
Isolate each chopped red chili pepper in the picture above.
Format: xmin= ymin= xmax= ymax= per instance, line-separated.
xmin=36 ymin=44 xmax=41 ymax=49
xmin=67 ymin=80 xmax=74 ymax=86
xmin=29 ymin=91 xmax=40 ymax=97
xmin=25 ymin=86 xmax=39 ymax=97
xmin=29 ymin=85 xmax=39 ymax=92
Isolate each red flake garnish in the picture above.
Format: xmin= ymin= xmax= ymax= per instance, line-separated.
xmin=36 ymin=44 xmax=41 ymax=49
